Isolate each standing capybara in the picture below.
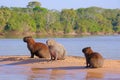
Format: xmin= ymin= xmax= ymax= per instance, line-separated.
xmin=46 ymin=39 xmax=67 ymax=60
xmin=23 ymin=36 xmax=50 ymax=58
xmin=82 ymin=47 xmax=104 ymax=68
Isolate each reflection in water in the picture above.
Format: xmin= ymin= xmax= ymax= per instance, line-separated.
xmin=30 ymin=68 xmax=87 ymax=80
xmin=29 ymin=68 xmax=51 ymax=80
xmin=0 ymin=66 xmax=120 ymax=80
xmin=86 ymin=71 xmax=104 ymax=80
xmin=50 ymin=69 xmax=66 ymax=80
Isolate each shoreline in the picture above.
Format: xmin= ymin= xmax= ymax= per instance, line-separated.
xmin=0 ymin=55 xmax=120 ymax=73
xmin=0 ymin=32 xmax=120 ymax=38
xmin=0 ymin=55 xmax=120 ymax=79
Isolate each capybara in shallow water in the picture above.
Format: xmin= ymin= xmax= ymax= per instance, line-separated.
xmin=82 ymin=47 xmax=104 ymax=68
xmin=23 ymin=36 xmax=50 ymax=58
xmin=46 ymin=39 xmax=67 ymax=60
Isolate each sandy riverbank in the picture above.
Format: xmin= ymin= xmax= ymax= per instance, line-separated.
xmin=0 ymin=56 xmax=120 ymax=79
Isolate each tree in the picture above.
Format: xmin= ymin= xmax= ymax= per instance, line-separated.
xmin=4 ymin=11 xmax=36 ymax=33
xmin=27 ymin=1 xmax=41 ymax=8
xmin=0 ymin=7 xmax=11 ymax=32
xmin=60 ymin=9 xmax=76 ymax=33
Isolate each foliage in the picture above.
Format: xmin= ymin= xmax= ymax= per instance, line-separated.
xmin=0 ymin=1 xmax=120 ymax=36
xmin=27 ymin=1 xmax=41 ymax=8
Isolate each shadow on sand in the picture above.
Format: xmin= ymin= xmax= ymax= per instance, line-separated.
xmin=0 ymin=57 xmax=87 ymax=70
xmin=0 ymin=57 xmax=49 ymax=65
xmin=31 ymin=66 xmax=86 ymax=70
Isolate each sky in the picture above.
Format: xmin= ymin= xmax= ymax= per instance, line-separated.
xmin=0 ymin=0 xmax=120 ymax=10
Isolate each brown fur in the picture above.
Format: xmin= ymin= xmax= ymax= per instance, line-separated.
xmin=46 ymin=39 xmax=66 ymax=60
xmin=23 ymin=36 xmax=50 ymax=58
xmin=82 ymin=47 xmax=104 ymax=68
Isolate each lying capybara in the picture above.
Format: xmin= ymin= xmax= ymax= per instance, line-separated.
xmin=82 ymin=47 xmax=104 ymax=68
xmin=46 ymin=39 xmax=67 ymax=60
xmin=23 ymin=36 xmax=50 ymax=58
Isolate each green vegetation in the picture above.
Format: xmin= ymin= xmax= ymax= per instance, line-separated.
xmin=0 ymin=1 xmax=120 ymax=37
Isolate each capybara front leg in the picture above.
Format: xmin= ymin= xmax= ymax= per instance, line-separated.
xmin=55 ymin=53 xmax=58 ymax=60
xmin=31 ymin=53 xmax=34 ymax=58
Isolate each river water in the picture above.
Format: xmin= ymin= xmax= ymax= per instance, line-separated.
xmin=0 ymin=66 xmax=119 ymax=80
xmin=0 ymin=35 xmax=120 ymax=59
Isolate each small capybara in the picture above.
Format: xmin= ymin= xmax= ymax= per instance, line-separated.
xmin=46 ymin=39 xmax=67 ymax=60
xmin=82 ymin=47 xmax=104 ymax=68
xmin=23 ymin=36 xmax=50 ymax=58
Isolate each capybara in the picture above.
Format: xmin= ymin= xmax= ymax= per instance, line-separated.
xmin=23 ymin=36 xmax=50 ymax=58
xmin=46 ymin=39 xmax=67 ymax=60
xmin=82 ymin=47 xmax=104 ymax=68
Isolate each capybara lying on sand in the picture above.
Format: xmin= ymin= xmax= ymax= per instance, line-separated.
xmin=23 ymin=36 xmax=50 ymax=58
xmin=82 ymin=47 xmax=104 ymax=68
xmin=46 ymin=39 xmax=67 ymax=60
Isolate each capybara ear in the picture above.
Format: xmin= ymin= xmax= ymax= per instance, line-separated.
xmin=82 ymin=47 xmax=92 ymax=54
xmin=23 ymin=36 xmax=32 ymax=42
xmin=85 ymin=47 xmax=91 ymax=49
xmin=88 ymin=47 xmax=91 ymax=49
xmin=86 ymin=47 xmax=93 ymax=54
xmin=46 ymin=39 xmax=56 ymax=46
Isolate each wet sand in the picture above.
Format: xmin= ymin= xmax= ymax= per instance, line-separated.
xmin=0 ymin=56 xmax=120 ymax=80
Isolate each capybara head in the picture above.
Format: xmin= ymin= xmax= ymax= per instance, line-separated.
xmin=46 ymin=39 xmax=56 ymax=46
xmin=82 ymin=47 xmax=93 ymax=55
xmin=23 ymin=36 xmax=32 ymax=42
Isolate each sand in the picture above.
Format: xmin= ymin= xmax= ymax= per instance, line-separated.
xmin=0 ymin=56 xmax=120 ymax=79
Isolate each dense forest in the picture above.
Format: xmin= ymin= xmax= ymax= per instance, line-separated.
xmin=0 ymin=1 xmax=120 ymax=37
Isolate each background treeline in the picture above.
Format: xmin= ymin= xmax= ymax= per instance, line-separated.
xmin=0 ymin=1 xmax=120 ymax=37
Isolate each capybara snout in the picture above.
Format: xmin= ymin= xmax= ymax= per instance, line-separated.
xmin=23 ymin=36 xmax=32 ymax=42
